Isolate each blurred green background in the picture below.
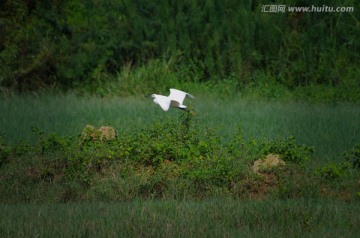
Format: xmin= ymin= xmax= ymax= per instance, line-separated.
xmin=0 ymin=0 xmax=359 ymax=100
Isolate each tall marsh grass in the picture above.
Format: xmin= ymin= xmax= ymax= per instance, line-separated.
xmin=1 ymin=199 xmax=359 ymax=237
xmin=1 ymin=93 xmax=359 ymax=163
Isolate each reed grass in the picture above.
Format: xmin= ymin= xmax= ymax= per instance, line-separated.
xmin=1 ymin=93 xmax=359 ymax=163
xmin=1 ymin=199 xmax=359 ymax=238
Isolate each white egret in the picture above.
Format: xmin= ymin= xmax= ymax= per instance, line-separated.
xmin=150 ymin=88 xmax=194 ymax=111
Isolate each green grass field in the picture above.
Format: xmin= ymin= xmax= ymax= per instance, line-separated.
xmin=1 ymin=199 xmax=359 ymax=237
xmin=1 ymin=93 xmax=359 ymax=162
xmin=1 ymin=93 xmax=360 ymax=237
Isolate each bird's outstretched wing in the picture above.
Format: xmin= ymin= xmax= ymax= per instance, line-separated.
xmin=168 ymin=88 xmax=194 ymax=104
xmin=153 ymin=95 xmax=171 ymax=111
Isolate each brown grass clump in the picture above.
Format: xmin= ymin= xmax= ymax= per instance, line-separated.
xmin=253 ymin=154 xmax=285 ymax=174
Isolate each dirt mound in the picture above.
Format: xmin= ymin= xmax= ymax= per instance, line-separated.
xmin=80 ymin=125 xmax=116 ymax=143
xmin=253 ymin=154 xmax=285 ymax=174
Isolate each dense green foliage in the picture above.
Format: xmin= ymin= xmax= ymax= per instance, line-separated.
xmin=344 ymin=143 xmax=360 ymax=170
xmin=1 ymin=107 xmax=359 ymax=203
xmin=1 ymin=0 xmax=359 ymax=98
xmin=0 ymin=115 xmax=300 ymax=202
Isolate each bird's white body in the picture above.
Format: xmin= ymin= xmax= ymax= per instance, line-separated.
xmin=151 ymin=88 xmax=194 ymax=111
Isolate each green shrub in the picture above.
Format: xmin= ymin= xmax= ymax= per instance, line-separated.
xmin=313 ymin=143 xmax=360 ymax=181
xmin=255 ymin=136 xmax=314 ymax=163
xmin=31 ymin=127 xmax=74 ymax=154
xmin=314 ymin=162 xmax=348 ymax=180
xmin=9 ymin=110 xmax=358 ymax=202
xmin=343 ymin=144 xmax=360 ymax=170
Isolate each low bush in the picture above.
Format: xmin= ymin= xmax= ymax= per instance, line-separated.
xmin=314 ymin=144 xmax=360 ymax=180
xmin=251 ymin=136 xmax=314 ymax=164
xmin=314 ymin=162 xmax=349 ymax=180
xmin=343 ymin=143 xmax=360 ymax=170
xmin=1 ymin=111 xmax=359 ymax=202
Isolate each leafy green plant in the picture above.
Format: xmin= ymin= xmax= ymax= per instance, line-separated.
xmin=314 ymin=162 xmax=351 ymax=180
xmin=31 ymin=127 xmax=74 ymax=155
xmin=256 ymin=136 xmax=314 ymax=163
xmin=343 ymin=143 xmax=360 ymax=170
xmin=315 ymin=143 xmax=360 ymax=180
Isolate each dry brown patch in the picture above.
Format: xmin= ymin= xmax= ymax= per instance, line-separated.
xmin=232 ymin=171 xmax=280 ymax=200
xmin=253 ymin=154 xmax=285 ymax=174
xmin=80 ymin=124 xmax=117 ymax=144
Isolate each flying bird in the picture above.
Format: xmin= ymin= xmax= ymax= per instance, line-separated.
xmin=150 ymin=88 xmax=194 ymax=112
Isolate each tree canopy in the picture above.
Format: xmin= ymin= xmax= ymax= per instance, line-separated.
xmin=0 ymin=0 xmax=359 ymax=92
